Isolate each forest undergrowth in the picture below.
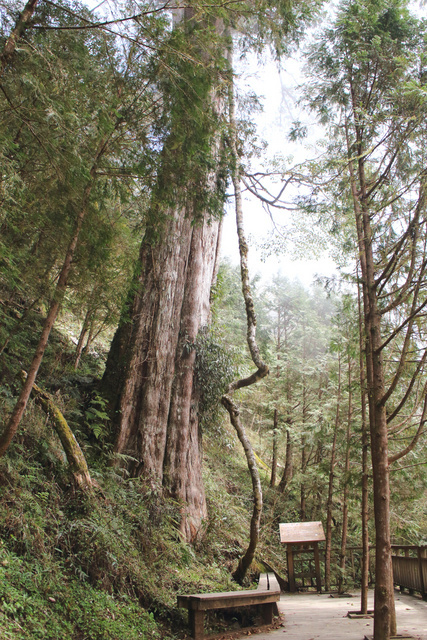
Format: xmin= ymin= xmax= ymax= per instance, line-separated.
xmin=0 ymin=300 xmax=278 ymax=640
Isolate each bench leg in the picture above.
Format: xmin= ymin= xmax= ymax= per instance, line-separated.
xmin=189 ymin=609 xmax=204 ymax=640
xmin=261 ymin=602 xmax=274 ymax=625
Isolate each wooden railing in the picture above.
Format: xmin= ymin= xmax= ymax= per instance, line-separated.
xmin=282 ymin=543 xmax=427 ymax=598
xmin=392 ymin=545 xmax=427 ymax=600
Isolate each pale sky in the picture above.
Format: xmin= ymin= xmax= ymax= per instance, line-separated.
xmin=222 ymin=48 xmax=339 ymax=288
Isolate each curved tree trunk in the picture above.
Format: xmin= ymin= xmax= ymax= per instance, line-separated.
xmin=28 ymin=375 xmax=93 ymax=490
xmin=221 ymin=67 xmax=268 ymax=584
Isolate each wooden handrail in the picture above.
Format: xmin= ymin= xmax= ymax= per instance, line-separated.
xmin=391 ymin=545 xmax=427 ymax=600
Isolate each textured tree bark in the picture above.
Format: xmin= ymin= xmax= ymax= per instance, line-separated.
xmin=163 ymin=218 xmax=221 ymax=541
xmin=104 ymin=200 xmax=222 ymax=541
xmin=102 ymin=8 xmax=226 ymax=542
xmin=105 ymin=209 xmax=195 ymax=476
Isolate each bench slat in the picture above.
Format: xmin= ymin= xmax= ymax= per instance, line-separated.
xmin=257 ymin=575 xmax=269 ymax=590
xmin=178 ymin=589 xmax=279 ymax=611
xmin=267 ymin=572 xmax=280 ymax=592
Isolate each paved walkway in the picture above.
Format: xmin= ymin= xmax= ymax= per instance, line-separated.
xmin=254 ymin=591 xmax=427 ymax=640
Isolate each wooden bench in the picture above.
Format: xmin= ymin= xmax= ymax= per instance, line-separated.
xmin=177 ymin=572 xmax=280 ymax=640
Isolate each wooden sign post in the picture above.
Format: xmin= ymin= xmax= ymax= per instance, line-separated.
xmin=279 ymin=521 xmax=326 ymax=593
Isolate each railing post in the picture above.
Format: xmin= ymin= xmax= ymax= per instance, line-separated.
xmin=417 ymin=547 xmax=426 ymax=601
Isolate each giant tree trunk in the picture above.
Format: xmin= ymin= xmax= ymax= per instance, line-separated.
xmin=104 ymin=200 xmax=221 ymax=541
xmin=102 ymin=9 xmax=225 ymax=542
xmin=163 ymin=219 xmax=222 ymax=541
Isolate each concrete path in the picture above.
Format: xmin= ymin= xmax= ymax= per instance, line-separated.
xmin=253 ymin=591 xmax=427 ymax=640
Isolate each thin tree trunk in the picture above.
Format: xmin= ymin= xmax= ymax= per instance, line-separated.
xmin=278 ymin=350 xmax=293 ymax=492
xmin=347 ymin=118 xmax=395 ymax=639
xmin=325 ymin=354 xmax=341 ymax=592
xmin=221 ymin=67 xmax=268 ymax=583
xmin=357 ymin=269 xmax=370 ymax=615
xmin=74 ymin=308 xmax=93 ymax=369
xmin=270 ymin=408 xmax=279 ymax=487
xmin=270 ymin=306 xmax=282 ymax=488
xmin=0 ymin=129 xmax=112 ymax=456
xmin=300 ymin=435 xmax=307 ymax=521
xmin=338 ymin=352 xmax=352 ymax=594
xmin=0 ymin=181 xmax=93 ymax=456
xmin=0 ymin=0 xmax=39 ymax=78
xmin=222 ymin=395 xmax=264 ymax=584
xmin=279 ymin=428 xmax=293 ymax=492
xmin=300 ymin=376 xmax=308 ymax=520
xmin=82 ymin=315 xmax=97 ymax=357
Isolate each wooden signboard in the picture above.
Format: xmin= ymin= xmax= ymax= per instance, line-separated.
xmin=279 ymin=522 xmax=325 ymax=593
xmin=280 ymin=521 xmax=325 ymax=544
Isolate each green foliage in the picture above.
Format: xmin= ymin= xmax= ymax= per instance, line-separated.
xmin=0 ymin=550 xmax=159 ymax=640
xmin=146 ymin=21 xmax=230 ymax=231
xmin=84 ymin=392 xmax=110 ymax=442
xmin=0 ymin=0 xmax=160 ymax=359
xmin=195 ymin=328 xmax=235 ymax=429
